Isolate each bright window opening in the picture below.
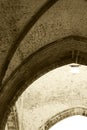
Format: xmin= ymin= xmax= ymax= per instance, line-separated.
xmin=70 ymin=63 xmax=80 ymax=74
xmin=49 ymin=115 xmax=87 ymax=130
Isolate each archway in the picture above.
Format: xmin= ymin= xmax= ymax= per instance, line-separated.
xmin=0 ymin=36 xmax=87 ymax=129
xmin=49 ymin=115 xmax=87 ymax=130
xmin=40 ymin=108 xmax=87 ymax=130
xmin=1 ymin=36 xmax=87 ymax=129
xmin=6 ymin=63 xmax=87 ymax=130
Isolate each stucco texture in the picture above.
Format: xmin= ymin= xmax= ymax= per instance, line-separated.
xmin=0 ymin=0 xmax=87 ymax=130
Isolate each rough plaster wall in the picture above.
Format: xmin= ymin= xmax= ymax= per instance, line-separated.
xmin=17 ymin=0 xmax=87 ymax=59
xmin=3 ymin=0 xmax=87 ymax=82
xmin=0 ymin=0 xmax=47 ymax=82
xmin=2 ymin=0 xmax=87 ymax=129
xmin=15 ymin=64 xmax=87 ymax=130
xmin=0 ymin=0 xmax=47 ymax=40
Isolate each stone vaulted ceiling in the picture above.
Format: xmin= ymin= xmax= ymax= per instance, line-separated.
xmin=0 ymin=0 xmax=87 ymax=129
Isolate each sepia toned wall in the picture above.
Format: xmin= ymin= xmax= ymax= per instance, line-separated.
xmin=1 ymin=0 xmax=87 ymax=129
xmin=6 ymin=65 xmax=87 ymax=130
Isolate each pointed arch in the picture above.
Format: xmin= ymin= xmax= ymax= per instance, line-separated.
xmin=1 ymin=35 xmax=87 ymax=129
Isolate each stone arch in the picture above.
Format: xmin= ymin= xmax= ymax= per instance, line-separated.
xmin=1 ymin=35 xmax=87 ymax=129
xmin=1 ymin=1 xmax=87 ymax=129
xmin=39 ymin=107 xmax=87 ymax=130
xmin=1 ymin=0 xmax=59 ymax=85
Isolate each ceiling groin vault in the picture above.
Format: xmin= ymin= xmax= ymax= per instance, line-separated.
xmin=0 ymin=0 xmax=87 ymax=129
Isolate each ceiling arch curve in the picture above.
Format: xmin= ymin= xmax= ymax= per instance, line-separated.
xmin=0 ymin=35 xmax=87 ymax=129
xmin=39 ymin=107 xmax=87 ymax=130
xmin=1 ymin=1 xmax=87 ymax=130
xmin=1 ymin=0 xmax=59 ymax=86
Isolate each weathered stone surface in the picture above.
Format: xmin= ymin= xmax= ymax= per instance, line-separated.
xmin=0 ymin=0 xmax=48 ymax=83
xmin=1 ymin=0 xmax=87 ymax=130
xmin=15 ymin=65 xmax=87 ymax=130
xmin=4 ymin=0 xmax=87 ymax=82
